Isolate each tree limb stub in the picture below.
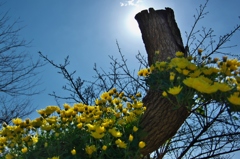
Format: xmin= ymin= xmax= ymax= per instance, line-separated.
xmin=135 ymin=7 xmax=185 ymax=66
xmin=135 ymin=8 xmax=190 ymax=155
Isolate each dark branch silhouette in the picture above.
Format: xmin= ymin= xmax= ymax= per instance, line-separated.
xmin=0 ymin=6 xmax=44 ymax=125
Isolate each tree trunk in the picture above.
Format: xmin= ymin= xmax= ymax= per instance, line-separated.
xmin=135 ymin=8 xmax=190 ymax=155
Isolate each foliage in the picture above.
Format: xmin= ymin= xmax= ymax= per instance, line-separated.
xmin=0 ymin=89 xmax=146 ymax=159
xmin=139 ymin=50 xmax=240 ymax=112
xmin=139 ymin=50 xmax=240 ymax=158
xmin=147 ymin=1 xmax=240 ymax=158
xmin=2 ymin=0 xmax=239 ymax=158
xmin=38 ymin=11 xmax=240 ymax=158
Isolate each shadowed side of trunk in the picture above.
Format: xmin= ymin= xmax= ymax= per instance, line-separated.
xmin=135 ymin=8 xmax=190 ymax=155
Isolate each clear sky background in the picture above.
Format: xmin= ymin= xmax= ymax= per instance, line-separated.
xmin=1 ymin=0 xmax=240 ymax=158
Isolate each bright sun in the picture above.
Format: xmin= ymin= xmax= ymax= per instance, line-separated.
xmin=125 ymin=6 xmax=146 ymax=37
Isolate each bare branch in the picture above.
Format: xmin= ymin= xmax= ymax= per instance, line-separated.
xmin=0 ymin=7 xmax=44 ymax=125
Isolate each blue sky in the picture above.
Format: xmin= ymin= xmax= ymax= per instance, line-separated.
xmin=1 ymin=0 xmax=240 ymax=157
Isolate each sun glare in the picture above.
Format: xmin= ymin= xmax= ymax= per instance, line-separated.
xmin=125 ymin=6 xmax=146 ymax=37
xmin=124 ymin=1 xmax=167 ymax=37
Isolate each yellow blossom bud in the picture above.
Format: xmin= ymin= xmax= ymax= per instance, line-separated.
xmin=102 ymin=145 xmax=107 ymax=151
xmin=133 ymin=126 xmax=138 ymax=132
xmin=167 ymin=85 xmax=182 ymax=95
xmin=170 ymin=72 xmax=175 ymax=81
xmin=122 ymin=108 xmax=127 ymax=114
xmin=71 ymin=148 xmax=76 ymax=155
xmin=32 ymin=136 xmax=38 ymax=144
xmin=175 ymin=51 xmax=184 ymax=57
xmin=5 ymin=154 xmax=14 ymax=159
xmin=129 ymin=134 xmax=133 ymax=142
xmin=162 ymin=91 xmax=167 ymax=97
xmin=136 ymin=92 xmax=142 ymax=97
xmin=115 ymin=139 xmax=127 ymax=149
xmin=170 ymin=75 xmax=175 ymax=81
xmin=12 ymin=118 xmax=22 ymax=126
xmin=183 ymin=69 xmax=190 ymax=75
xmin=21 ymin=147 xmax=28 ymax=153
xmin=198 ymin=49 xmax=203 ymax=55
xmin=64 ymin=103 xmax=71 ymax=110
xmin=139 ymin=141 xmax=146 ymax=148
xmin=85 ymin=145 xmax=96 ymax=155
xmin=115 ymin=112 xmax=121 ymax=118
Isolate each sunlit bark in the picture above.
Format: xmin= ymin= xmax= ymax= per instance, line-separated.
xmin=135 ymin=8 xmax=190 ymax=155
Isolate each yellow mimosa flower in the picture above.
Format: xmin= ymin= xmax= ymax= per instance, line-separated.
xmin=162 ymin=91 xmax=168 ymax=97
xmin=95 ymin=125 xmax=105 ymax=133
xmin=85 ymin=145 xmax=96 ymax=155
xmin=77 ymin=123 xmax=83 ymax=129
xmin=32 ymin=136 xmax=38 ymax=144
xmin=202 ymin=67 xmax=218 ymax=75
xmin=71 ymin=148 xmax=76 ymax=155
xmin=5 ymin=154 xmax=14 ymax=159
xmin=133 ymin=126 xmax=138 ymax=132
xmin=189 ymin=69 xmax=201 ymax=77
xmin=91 ymin=131 xmax=105 ymax=139
xmin=170 ymin=72 xmax=175 ymax=81
xmin=182 ymin=69 xmax=190 ymax=75
xmin=115 ymin=139 xmax=127 ymax=148
xmin=100 ymin=92 xmax=110 ymax=100
xmin=170 ymin=57 xmax=190 ymax=69
xmin=187 ymin=63 xmax=197 ymax=71
xmin=108 ymin=127 xmax=122 ymax=138
xmin=21 ymin=147 xmax=28 ymax=153
xmin=138 ymin=69 xmax=150 ymax=77
xmin=133 ymin=101 xmax=143 ymax=109
xmin=12 ymin=118 xmax=23 ymax=125
xmin=129 ymin=134 xmax=133 ymax=142
xmin=86 ymin=124 xmax=95 ymax=131
xmin=63 ymin=103 xmax=71 ymax=110
xmin=45 ymin=106 xmax=60 ymax=115
xmin=215 ymin=82 xmax=232 ymax=92
xmin=167 ymin=85 xmax=182 ymax=95
xmin=183 ymin=77 xmax=194 ymax=87
xmin=50 ymin=157 xmax=59 ymax=159
xmin=102 ymin=145 xmax=107 ymax=151
xmin=228 ymin=94 xmax=240 ymax=105
xmin=175 ymin=51 xmax=184 ymax=57
xmin=139 ymin=141 xmax=146 ymax=148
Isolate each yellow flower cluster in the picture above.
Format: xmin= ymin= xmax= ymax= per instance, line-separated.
xmin=0 ymin=88 xmax=146 ymax=158
xmin=85 ymin=145 xmax=96 ymax=155
xmin=138 ymin=51 xmax=240 ymax=109
xmin=47 ymin=157 xmax=59 ymax=159
xmin=138 ymin=68 xmax=151 ymax=77
xmin=183 ymin=76 xmax=232 ymax=94
xmin=168 ymin=85 xmax=182 ymax=95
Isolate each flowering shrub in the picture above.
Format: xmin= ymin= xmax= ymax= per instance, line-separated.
xmin=0 ymin=88 xmax=146 ymax=159
xmin=138 ymin=50 xmax=240 ymax=111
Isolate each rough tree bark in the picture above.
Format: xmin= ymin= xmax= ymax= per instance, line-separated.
xmin=135 ymin=8 xmax=190 ymax=156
